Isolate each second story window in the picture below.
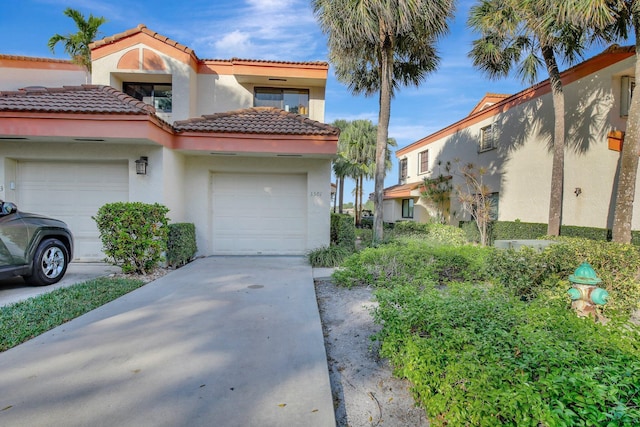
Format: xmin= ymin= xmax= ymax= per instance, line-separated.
xmin=621 ymin=76 xmax=635 ymax=117
xmin=479 ymin=124 xmax=496 ymax=152
xmin=419 ymin=150 xmax=429 ymax=174
xmin=399 ymin=158 xmax=408 ymax=180
xmin=123 ymin=83 xmax=172 ymax=113
xmin=255 ymin=88 xmax=309 ymax=116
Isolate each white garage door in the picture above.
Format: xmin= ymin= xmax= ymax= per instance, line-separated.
xmin=16 ymin=160 xmax=129 ymax=261
xmin=211 ymin=173 xmax=307 ymax=255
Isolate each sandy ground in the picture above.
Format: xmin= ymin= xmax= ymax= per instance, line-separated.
xmin=315 ymin=279 xmax=429 ymax=427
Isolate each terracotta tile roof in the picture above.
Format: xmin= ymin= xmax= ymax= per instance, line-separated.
xmin=383 ymin=182 xmax=425 ymax=199
xmin=0 ymin=54 xmax=75 ymax=64
xmin=203 ymin=58 xmax=329 ymax=67
xmin=0 ymin=85 xmax=155 ymax=114
xmin=174 ymin=107 xmax=340 ymax=136
xmin=90 ymin=24 xmax=194 ymax=56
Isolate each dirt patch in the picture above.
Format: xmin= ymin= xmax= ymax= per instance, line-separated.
xmin=315 ymin=278 xmax=428 ymax=427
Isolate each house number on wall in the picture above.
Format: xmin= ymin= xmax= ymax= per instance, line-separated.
xmin=310 ymin=191 xmax=322 ymax=197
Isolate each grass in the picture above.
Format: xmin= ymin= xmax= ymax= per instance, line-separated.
xmin=0 ymin=277 xmax=145 ymax=352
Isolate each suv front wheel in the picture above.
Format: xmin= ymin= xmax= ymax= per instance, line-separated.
xmin=24 ymin=238 xmax=70 ymax=286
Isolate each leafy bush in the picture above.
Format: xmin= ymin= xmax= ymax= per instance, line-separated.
xmin=488 ymin=237 xmax=640 ymax=314
xmin=308 ymin=245 xmax=351 ymax=267
xmin=332 ymin=239 xmax=488 ymax=288
xmin=94 ymin=202 xmax=169 ymax=274
xmin=167 ymin=223 xmax=197 ymax=268
xmin=466 ymin=219 xmax=640 ymax=246
xmin=373 ymin=283 xmax=640 ymax=426
xmin=389 ymin=222 xmax=467 ymax=246
xmin=331 ymin=213 xmax=356 ymax=250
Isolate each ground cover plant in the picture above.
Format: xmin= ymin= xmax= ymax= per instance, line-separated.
xmin=0 ymin=277 xmax=144 ymax=352
xmin=332 ymin=229 xmax=640 ymax=426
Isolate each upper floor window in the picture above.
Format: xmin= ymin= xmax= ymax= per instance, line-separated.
xmin=479 ymin=124 xmax=496 ymax=152
xmin=123 ymin=82 xmax=172 ymax=113
xmin=255 ymin=87 xmax=309 ymax=116
xmin=399 ymin=158 xmax=408 ymax=180
xmin=621 ymin=76 xmax=635 ymax=117
xmin=419 ymin=150 xmax=429 ymax=174
xmin=402 ymin=198 xmax=414 ymax=218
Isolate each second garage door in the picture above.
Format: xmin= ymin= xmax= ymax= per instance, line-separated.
xmin=16 ymin=160 xmax=129 ymax=261
xmin=211 ymin=173 xmax=307 ymax=255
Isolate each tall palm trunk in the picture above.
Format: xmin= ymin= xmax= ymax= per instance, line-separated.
xmin=373 ymin=33 xmax=393 ymax=242
xmin=338 ymin=176 xmax=345 ymax=214
xmin=357 ymin=175 xmax=364 ymax=226
xmin=543 ymin=46 xmax=565 ymax=236
xmin=613 ymin=22 xmax=640 ymax=243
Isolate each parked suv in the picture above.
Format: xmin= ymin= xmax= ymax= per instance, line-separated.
xmin=0 ymin=200 xmax=73 ymax=286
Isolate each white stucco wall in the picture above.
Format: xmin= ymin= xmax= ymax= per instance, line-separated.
xmin=196 ymin=74 xmax=253 ymax=115
xmin=0 ymin=65 xmax=87 ymax=91
xmin=393 ymin=55 xmax=640 ymax=231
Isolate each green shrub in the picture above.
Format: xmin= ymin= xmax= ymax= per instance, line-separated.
xmin=391 ymin=222 xmax=467 ymax=246
xmin=94 ymin=202 xmax=169 ymax=274
xmin=308 ymin=245 xmax=351 ymax=267
xmin=488 ymin=237 xmax=640 ymax=315
xmin=331 ymin=213 xmax=356 ymax=250
xmin=492 ymin=220 xmax=548 ymax=240
xmin=373 ymin=283 xmax=640 ymax=427
xmin=167 ymin=223 xmax=197 ymax=268
xmin=480 ymin=220 xmax=639 ymax=246
xmin=332 ymin=239 xmax=488 ymax=288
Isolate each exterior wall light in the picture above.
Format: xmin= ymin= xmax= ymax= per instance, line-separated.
xmin=135 ymin=156 xmax=148 ymax=175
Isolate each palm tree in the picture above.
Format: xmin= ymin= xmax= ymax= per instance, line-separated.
xmin=331 ymin=119 xmax=352 ymax=213
xmin=468 ymin=0 xmax=587 ymax=237
xmin=554 ymin=1 xmax=639 ymax=243
xmin=313 ymin=0 xmax=454 ymax=242
xmin=48 ymin=7 xmax=107 ymax=74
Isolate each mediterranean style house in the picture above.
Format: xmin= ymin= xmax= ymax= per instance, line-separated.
xmin=0 ymin=24 xmax=338 ymax=260
xmin=383 ymin=45 xmax=640 ymax=232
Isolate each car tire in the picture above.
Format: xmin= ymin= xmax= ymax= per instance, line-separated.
xmin=24 ymin=238 xmax=69 ymax=286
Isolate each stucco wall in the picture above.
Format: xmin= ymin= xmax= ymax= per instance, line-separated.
xmin=196 ymin=74 xmax=253 ymax=115
xmin=392 ymin=55 xmax=640 ymax=231
xmin=0 ymin=65 xmax=86 ymax=91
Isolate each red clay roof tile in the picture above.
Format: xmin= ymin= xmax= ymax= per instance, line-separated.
xmin=174 ymin=107 xmax=339 ymax=136
xmin=0 ymin=85 xmax=155 ymax=114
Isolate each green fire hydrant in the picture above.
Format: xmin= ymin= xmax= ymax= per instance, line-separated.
xmin=567 ymin=262 xmax=609 ymax=324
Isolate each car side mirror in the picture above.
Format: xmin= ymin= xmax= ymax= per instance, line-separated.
xmin=0 ymin=201 xmax=17 ymax=216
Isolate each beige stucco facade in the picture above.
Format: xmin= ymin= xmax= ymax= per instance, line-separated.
xmin=0 ymin=25 xmax=336 ymax=259
xmin=384 ymin=47 xmax=640 ymax=232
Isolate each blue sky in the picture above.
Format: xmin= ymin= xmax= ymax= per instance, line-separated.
xmin=1 ymin=0 xmax=615 ymax=203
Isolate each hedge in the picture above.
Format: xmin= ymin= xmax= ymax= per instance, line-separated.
xmin=167 ymin=223 xmax=197 ymax=268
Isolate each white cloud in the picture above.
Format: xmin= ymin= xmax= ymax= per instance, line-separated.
xmin=213 ymin=31 xmax=254 ymax=58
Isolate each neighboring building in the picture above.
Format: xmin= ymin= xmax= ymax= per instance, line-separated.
xmin=0 ymin=24 xmax=338 ymax=260
xmin=383 ymin=45 xmax=640 ymax=232
xmin=0 ymin=55 xmax=87 ymax=90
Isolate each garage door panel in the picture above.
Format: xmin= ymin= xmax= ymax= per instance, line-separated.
xmin=212 ymin=173 xmax=307 ymax=255
xmin=17 ymin=161 xmax=129 ymax=261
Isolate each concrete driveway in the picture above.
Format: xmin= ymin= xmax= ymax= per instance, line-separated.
xmin=0 ymin=256 xmax=335 ymax=427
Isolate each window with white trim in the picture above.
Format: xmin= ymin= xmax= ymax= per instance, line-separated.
xmin=419 ymin=150 xmax=429 ymax=174
xmin=123 ymin=82 xmax=172 ymax=113
xmin=402 ymin=198 xmax=414 ymax=218
xmin=399 ymin=158 xmax=408 ymax=180
xmin=621 ymin=76 xmax=635 ymax=117
xmin=479 ymin=124 xmax=496 ymax=152
xmin=254 ymin=87 xmax=309 ymax=116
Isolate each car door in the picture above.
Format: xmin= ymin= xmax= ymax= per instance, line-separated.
xmin=0 ymin=210 xmax=30 ymax=266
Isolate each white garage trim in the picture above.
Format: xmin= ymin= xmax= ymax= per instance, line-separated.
xmin=16 ymin=160 xmax=129 ymax=261
xmin=211 ymin=173 xmax=307 ymax=255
